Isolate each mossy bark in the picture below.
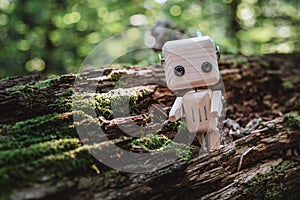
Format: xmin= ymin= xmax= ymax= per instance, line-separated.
xmin=0 ymin=53 xmax=299 ymax=200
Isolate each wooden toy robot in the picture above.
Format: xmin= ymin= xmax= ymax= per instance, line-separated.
xmin=160 ymin=33 xmax=223 ymax=152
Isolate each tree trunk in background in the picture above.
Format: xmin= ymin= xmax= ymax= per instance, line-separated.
xmin=0 ymin=53 xmax=299 ymax=200
xmin=228 ymin=0 xmax=241 ymax=51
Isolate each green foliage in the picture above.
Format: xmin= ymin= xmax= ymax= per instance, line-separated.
xmin=0 ymin=0 xmax=299 ymax=77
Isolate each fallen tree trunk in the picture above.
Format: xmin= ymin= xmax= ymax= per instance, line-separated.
xmin=6 ymin=117 xmax=300 ymax=200
xmin=0 ymin=53 xmax=299 ymax=200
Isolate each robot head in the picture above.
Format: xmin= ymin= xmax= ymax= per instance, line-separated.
xmin=162 ymin=36 xmax=220 ymax=90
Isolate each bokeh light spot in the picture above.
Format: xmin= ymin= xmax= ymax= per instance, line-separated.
xmin=130 ymin=14 xmax=147 ymax=26
xmin=144 ymin=31 xmax=156 ymax=47
xmin=0 ymin=13 xmax=8 ymax=25
xmin=170 ymin=5 xmax=182 ymax=16
xmin=154 ymin=0 xmax=167 ymax=4
xmin=49 ymin=30 xmax=62 ymax=46
xmin=0 ymin=0 xmax=10 ymax=10
xmin=97 ymin=7 xmax=108 ymax=18
xmin=239 ymin=8 xmax=253 ymax=20
xmin=25 ymin=58 xmax=46 ymax=72
xmin=17 ymin=40 xmax=31 ymax=51
xmin=223 ymin=0 xmax=233 ymax=4
xmin=277 ymin=26 xmax=291 ymax=38
xmin=277 ymin=43 xmax=292 ymax=53
xmin=87 ymin=32 xmax=101 ymax=44
xmin=76 ymin=20 xmax=88 ymax=31
xmin=63 ymin=12 xmax=81 ymax=25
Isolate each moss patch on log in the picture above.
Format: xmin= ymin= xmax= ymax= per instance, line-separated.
xmin=243 ymin=160 xmax=298 ymax=200
xmin=73 ymin=86 xmax=154 ymax=120
xmin=0 ymin=110 xmax=105 ymax=195
xmin=0 ymin=112 xmax=79 ymax=150
xmin=283 ymin=112 xmax=300 ymax=130
xmin=0 ymin=81 xmax=158 ymax=196
xmin=131 ymin=134 xmax=195 ymax=161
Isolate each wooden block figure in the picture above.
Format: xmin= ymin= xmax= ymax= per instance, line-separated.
xmin=160 ymin=33 xmax=223 ymax=152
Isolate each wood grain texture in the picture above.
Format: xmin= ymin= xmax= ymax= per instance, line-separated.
xmin=169 ymin=97 xmax=183 ymax=122
xmin=163 ymin=36 xmax=219 ymax=90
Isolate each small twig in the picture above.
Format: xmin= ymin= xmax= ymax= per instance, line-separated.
xmin=250 ymin=127 xmax=269 ymax=134
xmin=237 ymin=146 xmax=254 ymax=172
xmin=151 ymin=104 xmax=168 ymax=117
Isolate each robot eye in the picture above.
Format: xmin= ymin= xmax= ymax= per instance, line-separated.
xmin=201 ymin=62 xmax=212 ymax=73
xmin=174 ymin=65 xmax=185 ymax=76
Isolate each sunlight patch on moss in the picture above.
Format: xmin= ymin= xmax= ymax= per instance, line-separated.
xmin=0 ymin=138 xmax=81 ymax=167
xmin=131 ymin=134 xmax=194 ymax=161
xmin=73 ymin=86 xmax=154 ymax=120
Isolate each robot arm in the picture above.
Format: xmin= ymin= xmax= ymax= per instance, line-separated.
xmin=211 ymin=90 xmax=223 ymax=118
xmin=169 ymin=97 xmax=184 ymax=122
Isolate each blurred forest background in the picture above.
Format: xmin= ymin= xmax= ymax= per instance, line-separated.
xmin=0 ymin=0 xmax=299 ymax=77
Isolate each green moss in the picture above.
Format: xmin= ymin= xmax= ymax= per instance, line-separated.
xmin=283 ymin=112 xmax=300 ymax=130
xmin=5 ymin=84 xmax=37 ymax=107
xmin=0 ymin=111 xmax=95 ymax=150
xmin=93 ymin=87 xmax=152 ymax=120
xmin=107 ymin=70 xmax=126 ymax=82
xmin=0 ymin=144 xmax=95 ymax=192
xmin=0 ymin=76 xmax=9 ymax=82
xmin=0 ymin=78 xmax=161 ymax=196
xmin=159 ymin=120 xmax=188 ymax=135
xmin=0 ymin=138 xmax=81 ymax=167
xmin=5 ymin=84 xmax=26 ymax=92
xmin=5 ymin=75 xmax=61 ymax=92
xmin=4 ymin=75 xmax=75 ymax=115
xmin=0 ymin=132 xmax=73 ymax=151
xmin=172 ymin=143 xmax=195 ymax=161
xmin=131 ymin=134 xmax=194 ymax=161
xmin=3 ymin=112 xmax=72 ymax=134
xmin=45 ymin=87 xmax=74 ymax=112
xmin=2 ymin=112 xmax=74 ymax=135
xmin=243 ymin=160 xmax=297 ymax=200
xmin=132 ymin=134 xmax=171 ymax=151
xmin=263 ymin=100 xmax=271 ymax=108
xmin=33 ymin=76 xmax=57 ymax=89
xmin=71 ymin=86 xmax=154 ymax=120
xmin=282 ymin=81 xmax=294 ymax=90
xmin=0 ymin=139 xmax=122 ymax=194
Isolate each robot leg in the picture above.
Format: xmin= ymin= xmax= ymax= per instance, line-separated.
xmin=207 ymin=118 xmax=220 ymax=151
xmin=196 ymin=133 xmax=207 ymax=153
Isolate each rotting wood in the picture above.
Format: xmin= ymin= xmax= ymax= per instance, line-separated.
xmin=0 ymin=53 xmax=299 ymax=200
